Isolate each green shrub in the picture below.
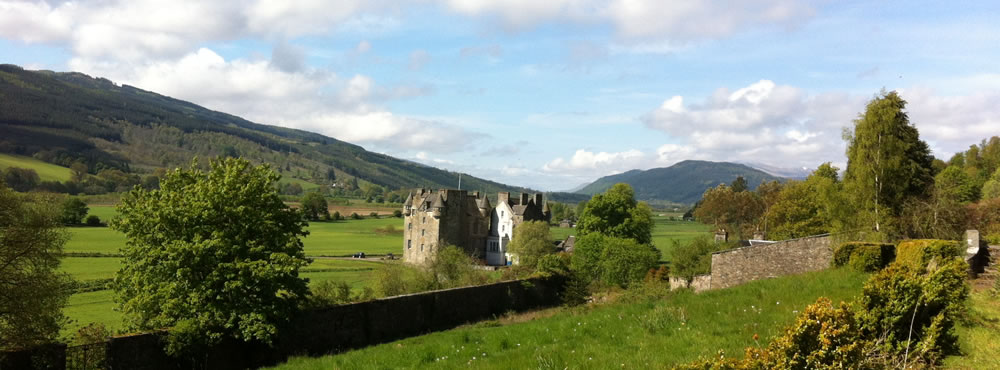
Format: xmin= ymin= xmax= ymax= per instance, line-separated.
xmin=535 ymin=253 xmax=571 ymax=277
xmin=392 ymin=210 xmax=403 ymax=218
xmin=678 ymin=298 xmax=869 ymax=369
xmin=846 ymin=244 xmax=895 ymax=272
xmin=895 ymin=239 xmax=963 ymax=271
xmin=307 ymin=280 xmax=352 ymax=308
xmin=833 ymin=242 xmax=894 ymax=268
xmin=856 ymin=258 xmax=968 ymax=360
xmin=85 ymin=214 xmax=102 ymax=227
xmin=569 ymin=234 xmax=606 ymax=282
xmin=350 ymin=212 xmax=362 ymax=220
xmin=332 ymin=211 xmax=341 ymax=221
xmin=369 ymin=212 xmax=378 ymax=218
xmin=372 ymin=263 xmax=412 ymax=297
xmin=599 ymin=237 xmax=660 ymax=288
xmin=670 ymin=237 xmax=727 ymax=280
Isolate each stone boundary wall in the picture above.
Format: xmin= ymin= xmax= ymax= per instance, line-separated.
xmin=5 ymin=277 xmax=564 ymax=370
xmin=104 ymin=276 xmax=565 ymax=370
xmin=710 ymin=235 xmax=833 ymax=290
xmin=668 ymin=274 xmax=712 ymax=293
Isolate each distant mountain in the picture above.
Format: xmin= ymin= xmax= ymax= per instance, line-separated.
xmin=576 ymin=160 xmax=785 ymax=204
xmin=741 ymin=162 xmax=812 ymax=180
xmin=0 ymin=64 xmax=585 ymax=202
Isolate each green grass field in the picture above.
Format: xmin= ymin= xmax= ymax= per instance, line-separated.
xmin=60 ymin=258 xmax=384 ymax=337
xmin=0 ymin=153 xmax=73 ymax=182
xmin=548 ymin=217 xmax=712 ymax=263
xmin=943 ymin=289 xmax=1000 ymax=369
xmin=279 ymin=176 xmax=322 ymax=191
xmin=85 ymin=205 xmax=118 ymax=222
xmin=270 ymin=267 xmax=869 ymax=369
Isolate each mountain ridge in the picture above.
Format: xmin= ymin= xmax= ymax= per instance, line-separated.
xmin=576 ymin=160 xmax=785 ymax=204
xmin=0 ymin=64 xmax=590 ymax=202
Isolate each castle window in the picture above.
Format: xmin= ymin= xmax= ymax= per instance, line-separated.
xmin=501 ymin=211 xmax=504 ymax=217
xmin=408 ymin=222 xmax=412 ymax=230
xmin=421 ymin=229 xmax=425 ymax=236
xmin=423 ymin=216 xmax=426 ymax=223
xmin=420 ymin=244 xmax=424 ymax=251
xmin=407 ymin=240 xmax=412 ymax=249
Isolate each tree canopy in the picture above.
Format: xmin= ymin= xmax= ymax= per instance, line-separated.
xmin=508 ymin=220 xmax=553 ymax=268
xmin=301 ymin=191 xmax=329 ymax=221
xmin=111 ymin=158 xmax=311 ymax=353
xmin=843 ymin=90 xmax=934 ymax=234
xmin=576 ymin=183 xmax=653 ymax=245
xmin=0 ymin=181 xmax=70 ymax=349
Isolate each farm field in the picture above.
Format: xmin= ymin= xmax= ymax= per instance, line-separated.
xmin=61 ymin=258 xmax=385 ymax=336
xmin=0 ymin=153 xmax=73 ymax=181
xmin=270 ymin=267 xmax=869 ymax=369
xmin=59 ymin=208 xmax=712 ymax=339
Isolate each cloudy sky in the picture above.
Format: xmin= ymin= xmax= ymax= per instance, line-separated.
xmin=2 ymin=1 xmax=998 ymax=190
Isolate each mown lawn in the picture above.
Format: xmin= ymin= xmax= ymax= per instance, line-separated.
xmin=270 ymin=268 xmax=869 ymax=369
xmin=85 ymin=205 xmax=118 ymax=222
xmin=0 ymin=153 xmax=73 ymax=182
xmin=303 ymin=218 xmax=403 ymax=256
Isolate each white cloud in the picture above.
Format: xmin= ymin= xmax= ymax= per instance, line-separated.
xmin=408 ymin=49 xmax=431 ymax=71
xmin=69 ymin=48 xmax=479 ymax=154
xmin=542 ymin=149 xmax=646 ymax=175
xmin=642 ymin=80 xmax=1000 ymax=171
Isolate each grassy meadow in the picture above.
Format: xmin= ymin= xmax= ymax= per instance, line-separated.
xmin=0 ymin=153 xmax=73 ymax=182
xmin=943 ymin=288 xmax=1000 ymax=369
xmin=271 ymin=268 xmax=869 ymax=369
xmin=58 ymin=206 xmax=712 ymax=340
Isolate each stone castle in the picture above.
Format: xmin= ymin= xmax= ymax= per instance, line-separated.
xmin=402 ymin=189 xmax=550 ymax=265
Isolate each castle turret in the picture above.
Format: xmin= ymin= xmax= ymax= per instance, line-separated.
xmin=403 ymin=192 xmax=414 ymax=215
xmin=431 ymin=194 xmax=445 ymax=218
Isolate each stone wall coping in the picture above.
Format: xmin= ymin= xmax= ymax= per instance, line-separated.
xmin=710 ymin=233 xmax=832 ymax=255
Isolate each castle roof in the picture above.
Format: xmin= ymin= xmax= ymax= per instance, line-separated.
xmin=430 ymin=194 xmax=445 ymax=208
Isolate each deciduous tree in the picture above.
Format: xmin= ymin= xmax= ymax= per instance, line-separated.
xmin=0 ymin=181 xmax=71 ymax=349
xmin=60 ymin=197 xmax=89 ymax=225
xmin=843 ymin=90 xmax=934 ymax=234
xmin=508 ymin=220 xmax=553 ymax=268
xmin=111 ymin=158 xmax=311 ymax=354
xmin=576 ymin=183 xmax=653 ymax=245
xmin=301 ymin=191 xmax=329 ymax=221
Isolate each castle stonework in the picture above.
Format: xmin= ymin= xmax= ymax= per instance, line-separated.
xmin=402 ymin=189 xmax=550 ymax=266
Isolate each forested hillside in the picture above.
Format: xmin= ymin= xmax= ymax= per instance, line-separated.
xmin=576 ymin=160 xmax=784 ymax=204
xmin=0 ymin=64 xmax=586 ymax=202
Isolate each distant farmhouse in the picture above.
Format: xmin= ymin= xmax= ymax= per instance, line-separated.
xmin=402 ymin=189 xmax=550 ymax=266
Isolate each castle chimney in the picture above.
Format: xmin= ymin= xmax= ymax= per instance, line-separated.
xmin=534 ymin=194 xmax=543 ymax=206
xmin=498 ymin=192 xmax=510 ymax=205
xmin=714 ymin=229 xmax=728 ymax=243
xmin=520 ymin=193 xmax=529 ymax=205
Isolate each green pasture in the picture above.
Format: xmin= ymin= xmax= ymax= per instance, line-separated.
xmin=0 ymin=153 xmax=73 ymax=182
xmin=85 ymin=205 xmax=118 ymax=222
xmin=279 ymin=176 xmax=322 ymax=191
xmin=271 ymin=267 xmax=869 ymax=369
xmin=548 ymin=216 xmax=712 ymax=263
xmin=302 ymin=218 xmax=403 ymax=256
xmin=60 ymin=258 xmax=384 ymax=337
xmin=64 ymin=227 xmax=127 ymax=254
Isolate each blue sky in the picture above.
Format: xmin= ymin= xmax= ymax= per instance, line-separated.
xmin=2 ymin=0 xmax=998 ymax=190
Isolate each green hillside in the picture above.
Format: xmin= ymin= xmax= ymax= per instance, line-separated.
xmin=0 ymin=153 xmax=73 ymax=181
xmin=0 ymin=64 xmax=585 ymax=202
xmin=577 ymin=160 xmax=784 ymax=204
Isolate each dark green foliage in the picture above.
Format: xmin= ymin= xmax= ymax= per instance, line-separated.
xmin=85 ymin=215 xmax=102 ymax=227
xmin=670 ymin=237 xmax=728 ymax=280
xmin=894 ymin=239 xmax=963 ymax=271
xmin=307 ymin=280 xmax=353 ymax=308
xmin=843 ymin=90 xmax=935 ymax=235
xmin=350 ymin=212 xmax=362 ymax=220
xmin=848 ymin=245 xmax=892 ymax=272
xmin=60 ymin=197 xmax=88 ymax=225
xmin=576 ymin=183 xmax=653 ymax=245
xmin=569 ymin=233 xmax=659 ymax=288
xmin=535 ymin=253 xmax=571 ymax=277
xmin=332 ymin=211 xmax=342 ymax=221
xmin=935 ymin=166 xmax=978 ymax=204
xmin=508 ymin=220 xmax=553 ymax=268
xmin=857 ymin=258 xmax=968 ymax=359
xmin=0 ymin=182 xmax=71 ymax=349
xmin=833 ymin=242 xmax=895 ymax=272
xmin=2 ymin=167 xmax=40 ymax=192
xmin=392 ymin=209 xmax=403 ymax=218
xmin=599 ymin=238 xmax=660 ymax=288
xmin=576 ymin=160 xmax=783 ymax=204
xmin=110 ymin=158 xmax=311 ymax=354
xmin=730 ymin=175 xmax=748 ymax=192
xmin=300 ymin=192 xmax=329 ymax=221
xmin=369 ymin=212 xmax=378 ymax=218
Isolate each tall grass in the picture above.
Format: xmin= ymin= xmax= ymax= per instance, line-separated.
xmin=270 ymin=268 xmax=868 ymax=369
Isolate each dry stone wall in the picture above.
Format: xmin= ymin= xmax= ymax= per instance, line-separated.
xmin=710 ymin=235 xmax=833 ymax=289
